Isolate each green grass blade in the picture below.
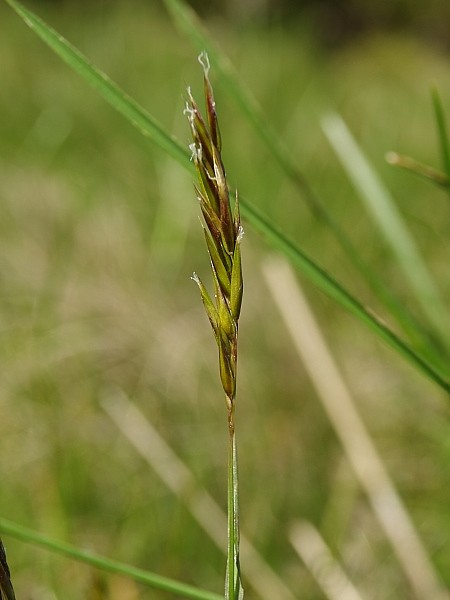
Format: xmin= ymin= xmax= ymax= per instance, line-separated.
xmin=431 ymin=87 xmax=450 ymax=181
xmin=242 ymin=199 xmax=450 ymax=392
xmin=323 ymin=113 xmax=450 ymax=351
xmin=4 ymin=0 xmax=450 ymax=393
xmin=2 ymin=0 xmax=190 ymax=170
xmin=0 ymin=518 xmax=222 ymax=600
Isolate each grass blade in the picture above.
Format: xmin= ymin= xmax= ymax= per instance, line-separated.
xmin=243 ymin=200 xmax=450 ymax=391
xmin=0 ymin=518 xmax=222 ymax=600
xmin=289 ymin=521 xmax=366 ymax=600
xmin=4 ymin=0 xmax=450 ymax=394
xmin=323 ymin=113 xmax=450 ymax=351
xmin=3 ymin=0 xmax=190 ymax=170
xmin=431 ymin=87 xmax=450 ymax=181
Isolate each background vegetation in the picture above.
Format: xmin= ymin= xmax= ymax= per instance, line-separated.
xmin=0 ymin=1 xmax=449 ymax=598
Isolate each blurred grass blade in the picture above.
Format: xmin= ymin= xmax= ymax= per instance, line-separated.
xmin=386 ymin=152 xmax=450 ymax=189
xmin=323 ymin=113 xmax=450 ymax=351
xmin=2 ymin=0 xmax=190 ymax=170
xmin=431 ymin=87 xmax=450 ymax=181
xmin=289 ymin=521 xmax=366 ymax=600
xmin=0 ymin=518 xmax=222 ymax=600
xmin=4 ymin=0 xmax=450 ymax=393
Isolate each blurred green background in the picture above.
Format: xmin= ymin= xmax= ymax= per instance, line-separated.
xmin=0 ymin=1 xmax=449 ymax=598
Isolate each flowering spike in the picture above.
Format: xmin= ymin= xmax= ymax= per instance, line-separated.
xmin=187 ymin=58 xmax=245 ymax=600
xmin=186 ymin=57 xmax=243 ymax=404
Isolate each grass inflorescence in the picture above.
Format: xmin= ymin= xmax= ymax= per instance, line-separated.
xmin=185 ymin=52 xmax=244 ymax=600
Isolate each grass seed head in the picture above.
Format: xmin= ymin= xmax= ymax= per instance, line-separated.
xmin=187 ymin=53 xmax=243 ymax=405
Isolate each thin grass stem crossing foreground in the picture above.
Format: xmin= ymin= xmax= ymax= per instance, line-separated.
xmin=0 ymin=519 xmax=221 ymax=600
xmin=185 ymin=53 xmax=244 ymax=600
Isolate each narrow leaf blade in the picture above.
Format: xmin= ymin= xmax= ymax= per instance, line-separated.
xmin=431 ymin=86 xmax=450 ymax=181
xmin=3 ymin=0 xmax=190 ymax=169
xmin=0 ymin=518 xmax=222 ymax=600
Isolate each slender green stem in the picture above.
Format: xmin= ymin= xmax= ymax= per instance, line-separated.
xmin=227 ymin=421 xmax=235 ymax=600
xmin=226 ymin=407 xmax=241 ymax=600
xmin=386 ymin=152 xmax=450 ymax=189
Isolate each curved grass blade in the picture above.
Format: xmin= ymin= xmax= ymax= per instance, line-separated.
xmin=431 ymin=87 xmax=450 ymax=182
xmin=241 ymin=199 xmax=450 ymax=393
xmin=3 ymin=0 xmax=190 ymax=170
xmin=4 ymin=0 xmax=450 ymax=393
xmin=0 ymin=518 xmax=222 ymax=600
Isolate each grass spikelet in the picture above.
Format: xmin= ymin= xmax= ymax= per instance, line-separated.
xmin=185 ymin=51 xmax=243 ymax=417
xmin=185 ymin=52 xmax=244 ymax=600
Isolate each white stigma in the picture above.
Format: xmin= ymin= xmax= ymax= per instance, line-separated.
xmin=198 ymin=51 xmax=210 ymax=76
xmin=189 ymin=142 xmax=202 ymax=163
